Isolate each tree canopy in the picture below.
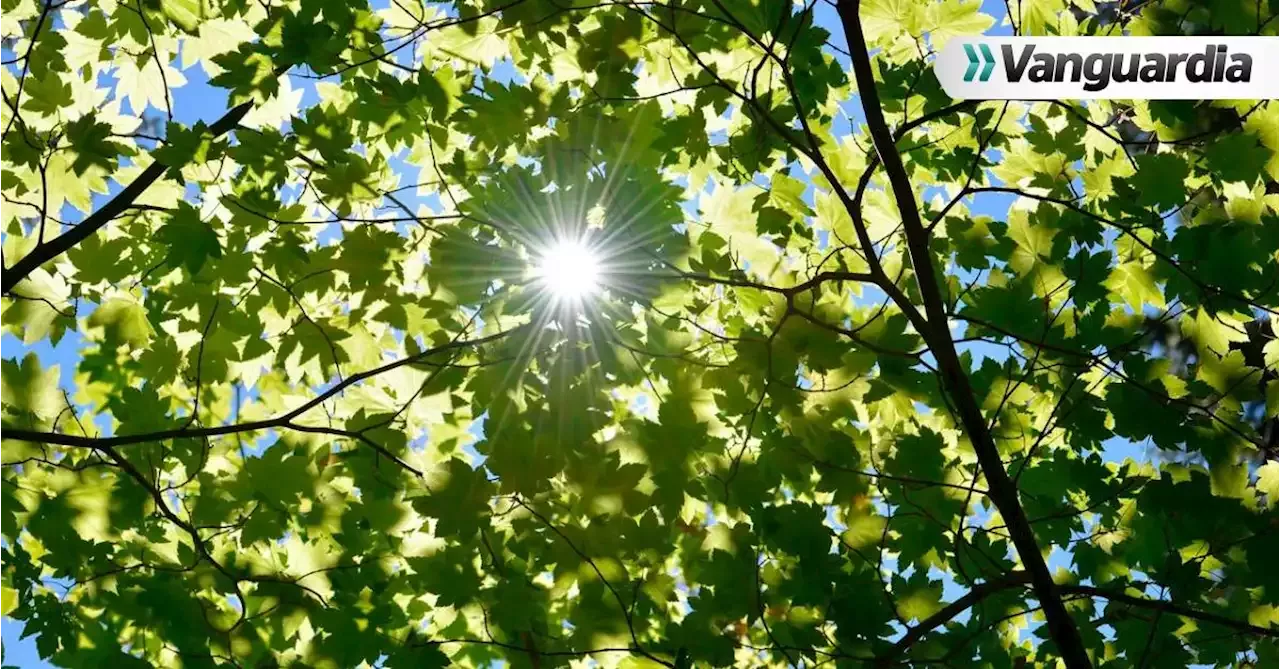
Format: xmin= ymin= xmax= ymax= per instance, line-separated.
xmin=1 ymin=0 xmax=1277 ymax=666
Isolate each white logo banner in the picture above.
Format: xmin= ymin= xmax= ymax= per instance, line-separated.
xmin=935 ymin=37 xmax=1280 ymax=100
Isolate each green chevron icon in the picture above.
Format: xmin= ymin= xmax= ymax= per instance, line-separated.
xmin=963 ymin=43 xmax=996 ymax=82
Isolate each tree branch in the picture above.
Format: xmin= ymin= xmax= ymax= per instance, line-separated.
xmin=834 ymin=2 xmax=1093 ymax=666
xmin=876 ymin=571 xmax=1030 ymax=666
xmin=1065 ymin=583 xmax=1278 ymax=639
xmin=2 ymin=101 xmax=253 ymax=294
xmin=878 ymin=571 xmax=1276 ymax=665
xmin=962 ymin=186 xmax=1277 ymax=315
xmin=1 ymin=324 xmax=526 ymax=450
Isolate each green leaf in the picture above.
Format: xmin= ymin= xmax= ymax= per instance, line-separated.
xmin=20 ymin=73 xmax=72 ymax=115
xmin=159 ymin=0 xmax=205 ymax=33
xmin=87 ymin=299 xmax=154 ymax=348
xmin=156 ymin=202 xmax=222 ymax=275
xmin=893 ymin=571 xmax=943 ymax=622
xmin=926 ymin=0 xmax=995 ymax=50
xmin=1104 ymin=261 xmax=1165 ymax=311
xmin=1129 ymin=153 xmax=1189 ymax=210
xmin=64 ymin=114 xmax=131 ymax=176
xmin=411 ymin=459 xmax=493 ymax=538
xmin=1 ymin=586 xmax=17 ymax=616
xmin=1 ymin=353 xmax=62 ymax=423
xmin=1204 ymin=133 xmax=1270 ymax=184
xmin=1257 ymin=461 xmax=1279 ymax=508
xmin=385 ymin=644 xmax=450 ymax=668
xmin=152 ymin=121 xmax=220 ymax=179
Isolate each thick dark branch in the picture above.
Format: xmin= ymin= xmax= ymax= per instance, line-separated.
xmin=834 ymin=2 xmax=1093 ymax=666
xmin=2 ymin=101 xmax=253 ymax=294
xmin=623 ymin=2 xmax=933 ymax=333
xmin=851 ymin=100 xmax=978 ymax=228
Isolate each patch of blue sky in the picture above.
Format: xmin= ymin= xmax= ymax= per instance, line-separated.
xmin=1 ymin=331 xmax=83 ymax=391
xmin=409 ymin=427 xmax=430 ymax=453
xmin=628 ymin=391 xmax=658 ymax=420
xmin=315 ymin=221 xmax=345 ymax=246
xmin=964 ymin=185 xmax=1021 ymax=218
xmin=795 ymin=365 xmax=815 ymax=390
xmin=814 ymin=226 xmax=831 ymax=251
xmin=460 ymin=410 xmax=490 ymax=468
xmin=239 ymin=428 xmax=279 ymax=458
xmin=486 ymin=56 xmax=526 ymax=86
xmin=848 ymin=280 xmax=890 ymax=309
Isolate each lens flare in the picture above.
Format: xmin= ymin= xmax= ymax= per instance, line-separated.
xmin=533 ymin=239 xmax=601 ymax=300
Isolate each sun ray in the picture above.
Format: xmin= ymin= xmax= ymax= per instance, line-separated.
xmin=531 ymin=238 xmax=603 ymax=302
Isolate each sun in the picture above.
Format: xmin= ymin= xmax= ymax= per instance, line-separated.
xmin=532 ymin=238 xmax=602 ymax=301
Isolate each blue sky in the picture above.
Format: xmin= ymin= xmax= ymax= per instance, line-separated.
xmin=2 ymin=0 xmax=1155 ymax=666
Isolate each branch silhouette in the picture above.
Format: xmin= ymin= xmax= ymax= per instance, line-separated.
xmin=836 ymin=1 xmax=1092 ymax=665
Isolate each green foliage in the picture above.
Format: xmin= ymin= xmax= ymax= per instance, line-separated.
xmin=1 ymin=0 xmax=1277 ymax=666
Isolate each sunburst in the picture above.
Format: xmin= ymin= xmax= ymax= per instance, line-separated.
xmin=529 ymin=237 xmax=603 ymax=304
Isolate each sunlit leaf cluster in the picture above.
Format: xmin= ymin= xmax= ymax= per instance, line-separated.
xmin=1 ymin=0 xmax=1277 ymax=666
